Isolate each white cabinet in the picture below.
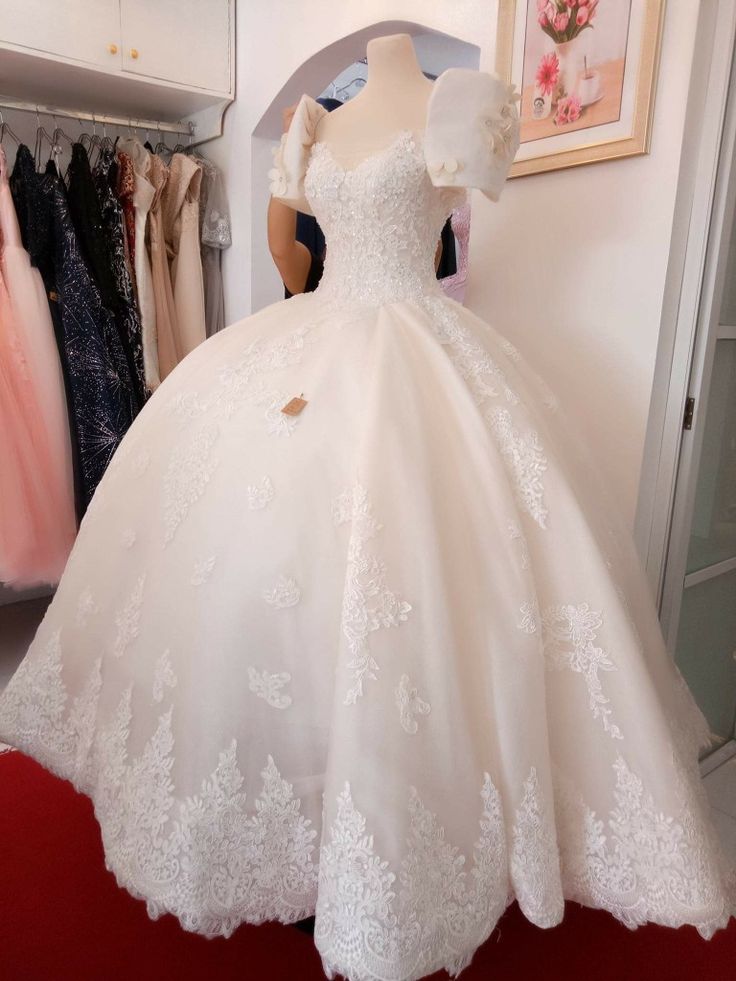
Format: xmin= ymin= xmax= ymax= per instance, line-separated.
xmin=120 ymin=0 xmax=231 ymax=94
xmin=0 ymin=0 xmax=233 ymax=96
xmin=0 ymin=0 xmax=233 ymax=140
xmin=0 ymin=0 xmax=122 ymax=70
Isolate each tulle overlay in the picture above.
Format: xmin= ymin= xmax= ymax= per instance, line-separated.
xmin=0 ymin=77 xmax=734 ymax=981
xmin=0 ymin=145 xmax=76 ymax=586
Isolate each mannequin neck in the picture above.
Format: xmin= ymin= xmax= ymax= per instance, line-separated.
xmin=361 ymin=34 xmax=428 ymax=96
xmin=312 ymin=33 xmax=432 ymax=158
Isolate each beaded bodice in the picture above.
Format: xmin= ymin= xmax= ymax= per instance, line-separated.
xmin=303 ymin=129 xmax=466 ymax=308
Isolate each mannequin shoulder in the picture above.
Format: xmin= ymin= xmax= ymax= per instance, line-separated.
xmin=423 ymin=68 xmax=521 ymax=202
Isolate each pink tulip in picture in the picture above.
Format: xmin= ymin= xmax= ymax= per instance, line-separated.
xmin=521 ymin=0 xmax=631 ymax=142
xmin=496 ymin=0 xmax=664 ymax=176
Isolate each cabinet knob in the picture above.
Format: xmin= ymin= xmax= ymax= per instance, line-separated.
xmin=130 ymin=48 xmax=139 ymax=59
xmin=108 ymin=43 xmax=118 ymax=54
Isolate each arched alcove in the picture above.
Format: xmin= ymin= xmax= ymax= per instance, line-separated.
xmin=250 ymin=21 xmax=479 ymax=311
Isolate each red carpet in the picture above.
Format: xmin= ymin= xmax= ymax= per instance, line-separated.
xmin=0 ymin=748 xmax=733 ymax=981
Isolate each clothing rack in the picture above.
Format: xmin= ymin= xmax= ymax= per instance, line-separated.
xmin=0 ymin=97 xmax=195 ymax=138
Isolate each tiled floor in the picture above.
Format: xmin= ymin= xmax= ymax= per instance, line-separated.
xmin=1 ymin=598 xmax=736 ymax=862
xmin=704 ymin=757 xmax=736 ymax=850
xmin=0 ymin=596 xmax=50 ymax=690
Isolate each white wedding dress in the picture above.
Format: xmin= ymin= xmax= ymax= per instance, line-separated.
xmin=0 ymin=69 xmax=734 ymax=981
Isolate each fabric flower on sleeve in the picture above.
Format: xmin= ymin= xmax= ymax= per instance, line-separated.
xmin=427 ymin=156 xmax=464 ymax=183
xmin=480 ymin=82 xmax=522 ymax=162
xmin=267 ymin=94 xmax=328 ymax=215
xmin=423 ymin=68 xmax=521 ymax=203
xmin=268 ymin=133 xmax=289 ymax=196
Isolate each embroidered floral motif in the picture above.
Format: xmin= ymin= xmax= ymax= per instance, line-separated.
xmin=169 ymin=748 xmax=318 ymax=931
xmin=508 ymin=518 xmax=530 ymax=569
xmin=215 ymin=325 xmax=316 ymax=419
xmin=250 ymin=389 xmax=300 ymax=436
xmin=395 ymin=674 xmax=431 ymax=734
xmin=332 ymin=483 xmax=412 ymax=705
xmin=556 ymin=751 xmax=732 ymax=939
xmin=163 ymin=424 xmax=219 ymax=544
xmin=247 ymin=475 xmax=275 ymax=510
xmin=112 ymin=575 xmax=146 ymax=658
xmin=416 ymin=296 xmax=549 ymax=531
xmin=487 ymin=406 xmax=548 ymax=529
xmin=1 ymin=640 xmax=320 ymax=934
xmin=421 ymin=293 xmax=520 ymax=405
xmin=517 ymin=600 xmax=540 ymax=635
xmin=152 ymin=650 xmax=177 ymax=703
xmin=167 ymin=391 xmax=208 ymax=420
xmin=500 ymin=337 xmax=522 ymax=362
xmin=315 ymin=772 xmax=509 ymax=981
xmin=0 ymin=630 xmax=102 ymax=785
xmin=541 ymin=387 xmax=560 ymax=413
xmin=541 ymin=602 xmax=623 ymax=740
xmin=191 ymin=555 xmax=216 ymax=586
xmin=510 ymin=767 xmax=564 ymax=927
xmin=76 ymin=587 xmax=98 ymax=627
xmin=262 ymin=575 xmax=301 ymax=608
xmin=164 ymin=323 xmax=321 ymax=441
xmin=248 ymin=667 xmax=292 ymax=709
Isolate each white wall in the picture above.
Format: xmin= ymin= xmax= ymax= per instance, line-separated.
xmin=204 ymin=0 xmax=700 ymax=531
xmin=469 ymin=1 xmax=701 ymax=527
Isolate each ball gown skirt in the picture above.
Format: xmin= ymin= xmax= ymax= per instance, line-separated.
xmin=1 ymin=72 xmax=735 ymax=981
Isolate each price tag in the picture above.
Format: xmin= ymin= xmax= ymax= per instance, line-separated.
xmin=281 ymin=394 xmax=308 ymax=416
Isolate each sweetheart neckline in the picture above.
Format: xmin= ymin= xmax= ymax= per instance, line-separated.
xmin=309 ymin=128 xmax=423 ymax=177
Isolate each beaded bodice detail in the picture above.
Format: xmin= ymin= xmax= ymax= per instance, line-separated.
xmin=304 ymin=130 xmax=466 ymax=308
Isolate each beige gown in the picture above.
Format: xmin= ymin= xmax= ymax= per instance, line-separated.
xmin=147 ymin=153 xmax=179 ymax=382
xmin=160 ymin=153 xmax=206 ymax=374
xmin=117 ymin=139 xmax=160 ymax=392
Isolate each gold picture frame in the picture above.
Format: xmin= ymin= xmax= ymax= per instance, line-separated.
xmin=496 ymin=0 xmax=666 ymax=178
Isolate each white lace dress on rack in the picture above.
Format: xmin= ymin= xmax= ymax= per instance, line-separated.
xmin=0 ymin=68 xmax=734 ymax=981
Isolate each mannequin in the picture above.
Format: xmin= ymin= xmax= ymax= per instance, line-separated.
xmin=313 ymin=33 xmax=433 ymax=168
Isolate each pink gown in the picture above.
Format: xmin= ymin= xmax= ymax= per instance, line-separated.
xmin=0 ymin=145 xmax=76 ymax=587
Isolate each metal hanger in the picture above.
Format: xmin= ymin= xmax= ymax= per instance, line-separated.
xmin=154 ymin=120 xmax=171 ymax=156
xmin=332 ymin=75 xmax=367 ymax=100
xmin=79 ymin=113 xmax=105 ymax=169
xmin=0 ymin=110 xmax=21 ymax=148
xmin=48 ymin=114 xmax=75 ymax=179
xmin=171 ymin=122 xmax=194 ymax=156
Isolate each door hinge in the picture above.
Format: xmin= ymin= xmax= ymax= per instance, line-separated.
xmin=683 ymin=396 xmax=695 ymax=430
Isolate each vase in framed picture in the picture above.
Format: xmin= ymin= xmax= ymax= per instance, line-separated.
xmin=554 ymin=38 xmax=581 ymax=100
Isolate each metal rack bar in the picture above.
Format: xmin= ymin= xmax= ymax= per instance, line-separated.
xmin=0 ymin=96 xmax=195 ymax=136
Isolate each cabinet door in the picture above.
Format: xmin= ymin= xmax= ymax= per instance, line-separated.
xmin=120 ymin=0 xmax=231 ymax=94
xmin=0 ymin=0 xmax=122 ymax=69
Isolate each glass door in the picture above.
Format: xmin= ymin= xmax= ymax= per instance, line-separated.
xmin=674 ymin=328 xmax=736 ymax=751
xmin=661 ymin=31 xmax=736 ymax=760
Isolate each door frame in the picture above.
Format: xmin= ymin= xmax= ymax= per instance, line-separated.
xmin=636 ymin=0 xmax=736 ymax=768
xmin=636 ymin=0 xmax=736 ymax=604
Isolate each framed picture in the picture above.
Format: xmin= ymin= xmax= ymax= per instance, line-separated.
xmin=496 ymin=0 xmax=665 ymax=177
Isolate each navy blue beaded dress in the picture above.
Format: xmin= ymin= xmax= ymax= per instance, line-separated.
xmin=10 ymin=144 xmax=135 ymax=515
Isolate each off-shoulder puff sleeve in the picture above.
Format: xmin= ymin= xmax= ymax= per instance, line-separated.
xmin=423 ymin=68 xmax=521 ymax=203
xmin=268 ymin=93 xmax=328 ymax=216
